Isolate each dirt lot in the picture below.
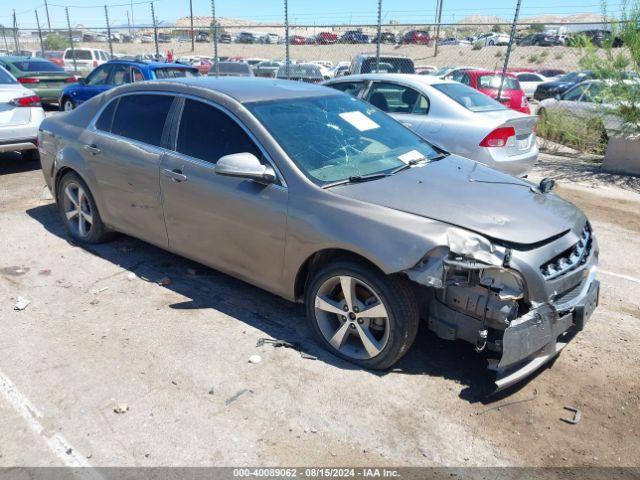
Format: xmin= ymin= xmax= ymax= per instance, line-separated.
xmin=0 ymin=150 xmax=639 ymax=467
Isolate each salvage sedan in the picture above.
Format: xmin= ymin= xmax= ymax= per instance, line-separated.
xmin=38 ymin=78 xmax=599 ymax=390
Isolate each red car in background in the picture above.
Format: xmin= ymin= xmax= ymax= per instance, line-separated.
xmin=289 ymin=35 xmax=307 ymax=45
xmin=316 ymin=32 xmax=338 ymax=44
xmin=41 ymin=51 xmax=65 ymax=68
xmin=401 ymin=30 xmax=431 ymax=45
xmin=451 ymin=69 xmax=530 ymax=114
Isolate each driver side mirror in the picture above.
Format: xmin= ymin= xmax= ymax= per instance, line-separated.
xmin=215 ymin=152 xmax=276 ymax=184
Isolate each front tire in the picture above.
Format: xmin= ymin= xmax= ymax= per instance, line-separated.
xmin=56 ymin=172 xmax=110 ymax=244
xmin=60 ymin=97 xmax=75 ymax=112
xmin=305 ymin=260 xmax=419 ymax=370
xmin=21 ymin=149 xmax=39 ymax=162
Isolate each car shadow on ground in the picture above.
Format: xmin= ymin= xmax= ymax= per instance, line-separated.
xmin=26 ymin=201 xmax=543 ymax=404
xmin=0 ymin=152 xmax=41 ymax=175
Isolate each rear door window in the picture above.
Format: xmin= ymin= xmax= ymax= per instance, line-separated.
xmin=111 ymin=94 xmax=174 ymax=146
xmin=176 ymin=98 xmax=260 ymax=163
xmin=366 ymin=82 xmax=429 ymax=114
xmin=327 ymin=81 xmax=367 ymax=97
xmin=109 ymin=64 xmax=131 ymax=85
xmin=86 ymin=65 xmax=113 ymax=86
xmin=131 ymin=67 xmax=144 ymax=82
xmin=153 ymin=68 xmax=199 ymax=79
xmin=66 ymin=49 xmax=92 ymax=60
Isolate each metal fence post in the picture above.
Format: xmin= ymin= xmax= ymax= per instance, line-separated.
xmin=65 ymin=7 xmax=77 ymax=73
xmin=375 ymin=0 xmax=382 ymax=72
xmin=35 ymin=10 xmax=45 ymax=58
xmin=105 ymin=5 xmax=114 ymax=58
xmin=497 ymin=0 xmax=522 ymax=100
xmin=211 ymin=0 xmax=219 ymax=77
xmin=434 ymin=0 xmax=444 ymax=57
xmin=151 ymin=2 xmax=160 ymax=59
xmin=284 ymin=0 xmax=290 ymax=78
xmin=12 ymin=10 xmax=20 ymax=54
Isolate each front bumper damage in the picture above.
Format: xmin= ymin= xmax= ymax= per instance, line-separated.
xmin=406 ymin=225 xmax=599 ymax=391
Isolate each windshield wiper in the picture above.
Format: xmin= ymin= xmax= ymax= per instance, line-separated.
xmin=322 ymin=172 xmax=390 ymax=189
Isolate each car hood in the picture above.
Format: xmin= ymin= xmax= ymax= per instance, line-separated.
xmin=331 ymin=155 xmax=584 ymax=246
xmin=539 ymin=81 xmax=572 ymax=90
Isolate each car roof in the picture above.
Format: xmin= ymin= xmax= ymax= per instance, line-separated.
xmin=0 ymin=56 xmax=46 ymax=62
xmin=119 ymin=76 xmax=340 ymax=103
xmin=107 ymin=59 xmax=197 ymax=69
xmin=326 ymin=73 xmax=456 ymax=87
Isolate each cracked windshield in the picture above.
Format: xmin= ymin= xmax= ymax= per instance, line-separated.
xmin=248 ymin=94 xmax=440 ymax=186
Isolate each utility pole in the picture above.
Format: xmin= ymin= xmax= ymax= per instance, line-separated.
xmin=130 ymin=0 xmax=135 ymax=35
xmin=12 ymin=10 xmax=20 ymax=54
xmin=211 ymin=0 xmax=218 ymax=77
xmin=150 ymin=2 xmax=159 ymax=59
xmin=189 ymin=0 xmax=195 ymax=52
xmin=44 ymin=0 xmax=52 ymax=31
xmin=35 ymin=10 xmax=45 ymax=57
xmin=105 ymin=5 xmax=113 ymax=57
xmin=497 ymin=0 xmax=522 ymax=100
xmin=127 ymin=10 xmax=131 ymax=36
xmin=65 ymin=8 xmax=77 ymax=73
xmin=434 ymin=0 xmax=444 ymax=57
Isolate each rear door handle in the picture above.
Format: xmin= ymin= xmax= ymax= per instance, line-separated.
xmin=161 ymin=168 xmax=188 ymax=183
xmin=83 ymin=144 xmax=100 ymax=155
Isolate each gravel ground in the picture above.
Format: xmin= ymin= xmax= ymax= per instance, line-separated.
xmin=0 ymin=151 xmax=638 ymax=467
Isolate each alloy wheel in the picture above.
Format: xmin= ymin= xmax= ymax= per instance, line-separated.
xmin=314 ymin=275 xmax=390 ymax=360
xmin=62 ymin=182 xmax=93 ymax=238
xmin=63 ymin=99 xmax=74 ymax=111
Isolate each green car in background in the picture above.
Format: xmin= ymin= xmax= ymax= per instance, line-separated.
xmin=0 ymin=56 xmax=77 ymax=105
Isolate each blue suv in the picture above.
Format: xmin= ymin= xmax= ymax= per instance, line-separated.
xmin=59 ymin=60 xmax=199 ymax=111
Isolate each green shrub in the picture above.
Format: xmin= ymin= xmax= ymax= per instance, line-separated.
xmin=554 ymin=52 xmax=564 ymax=60
xmin=44 ymin=34 xmax=68 ymax=50
xmin=472 ymin=41 xmax=483 ymax=51
xmin=537 ymin=108 xmax=607 ymax=155
xmin=528 ymin=54 xmax=540 ymax=63
xmin=495 ymin=49 xmax=504 ymax=58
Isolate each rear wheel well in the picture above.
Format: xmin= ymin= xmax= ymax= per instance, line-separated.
xmin=54 ymin=167 xmax=78 ymax=199
xmin=294 ymin=249 xmax=386 ymax=302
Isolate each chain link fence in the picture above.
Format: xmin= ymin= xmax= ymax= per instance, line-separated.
xmin=0 ymin=3 xmax=634 ymax=85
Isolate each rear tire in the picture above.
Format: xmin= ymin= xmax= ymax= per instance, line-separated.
xmin=305 ymin=259 xmax=419 ymax=370
xmin=56 ymin=171 xmax=111 ymax=244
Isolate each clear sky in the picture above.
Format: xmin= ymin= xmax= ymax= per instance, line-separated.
xmin=1 ymin=0 xmax=620 ymax=30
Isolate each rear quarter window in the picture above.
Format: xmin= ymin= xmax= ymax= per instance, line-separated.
xmin=153 ymin=68 xmax=199 ymax=79
xmin=432 ymin=82 xmax=507 ymax=112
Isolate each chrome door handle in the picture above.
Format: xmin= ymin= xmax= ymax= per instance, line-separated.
xmin=83 ymin=144 xmax=101 ymax=155
xmin=161 ymin=168 xmax=188 ymax=183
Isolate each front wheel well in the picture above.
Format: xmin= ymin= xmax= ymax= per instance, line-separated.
xmin=294 ymin=249 xmax=386 ymax=302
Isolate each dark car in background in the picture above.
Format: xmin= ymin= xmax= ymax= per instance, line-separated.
xmin=237 ymin=32 xmax=256 ymax=44
xmin=518 ymin=33 xmax=556 ymax=46
xmin=340 ymin=31 xmax=370 ymax=44
xmin=59 ymin=60 xmax=198 ymax=111
xmin=373 ymin=31 xmax=397 ymax=44
xmin=533 ymin=70 xmax=594 ymax=101
xmin=401 ymin=30 xmax=431 ymax=45
xmin=574 ymin=29 xmax=623 ymax=47
xmin=253 ymin=61 xmax=281 ymax=78
xmin=0 ymin=56 xmax=76 ymax=105
xmin=349 ymin=54 xmax=415 ymax=75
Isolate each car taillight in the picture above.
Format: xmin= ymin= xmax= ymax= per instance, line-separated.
xmin=521 ymin=96 xmax=529 ymax=107
xmin=479 ymin=127 xmax=516 ymax=147
xmin=93 ymin=60 xmax=98 ymax=67
xmin=18 ymin=77 xmax=40 ymax=84
xmin=10 ymin=95 xmax=42 ymax=107
xmin=64 ymin=77 xmax=76 ymax=83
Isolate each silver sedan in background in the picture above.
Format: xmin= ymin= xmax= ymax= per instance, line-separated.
xmin=324 ymin=73 xmax=538 ymax=176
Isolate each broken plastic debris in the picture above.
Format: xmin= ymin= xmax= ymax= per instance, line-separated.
xmin=248 ymin=355 xmax=262 ymax=364
xmin=92 ymin=286 xmax=109 ymax=294
xmin=113 ymin=403 xmax=129 ymax=414
xmin=126 ymin=272 xmax=136 ymax=281
xmin=13 ymin=297 xmax=30 ymax=311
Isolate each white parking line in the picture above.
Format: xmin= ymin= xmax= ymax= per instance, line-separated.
xmin=599 ymin=269 xmax=640 ymax=285
xmin=0 ymin=367 xmax=99 ymax=471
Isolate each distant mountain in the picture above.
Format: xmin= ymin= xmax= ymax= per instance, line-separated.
xmin=456 ymin=12 xmax=610 ymax=25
